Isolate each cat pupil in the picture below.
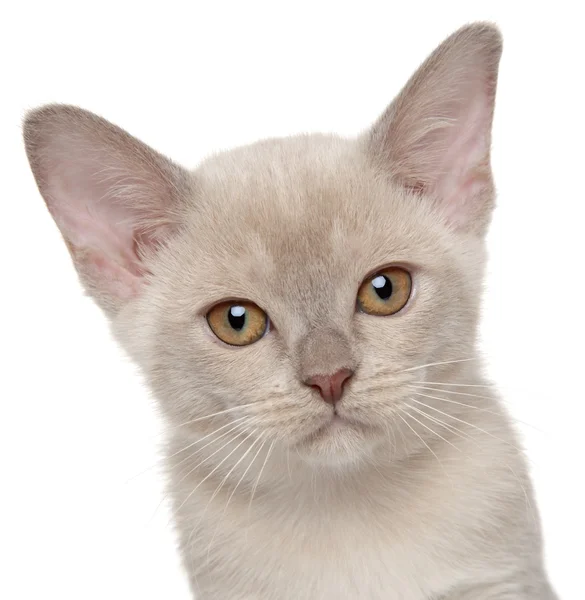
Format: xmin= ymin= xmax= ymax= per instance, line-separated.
xmin=372 ymin=275 xmax=393 ymax=300
xmin=228 ymin=306 xmax=247 ymax=331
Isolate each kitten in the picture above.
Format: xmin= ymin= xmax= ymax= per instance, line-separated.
xmin=24 ymin=22 xmax=558 ymax=600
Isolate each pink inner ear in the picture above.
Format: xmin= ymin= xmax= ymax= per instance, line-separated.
xmin=49 ymin=168 xmax=143 ymax=264
xmin=431 ymin=95 xmax=492 ymax=225
xmin=76 ymin=248 xmax=143 ymax=301
xmin=50 ymin=190 xmax=146 ymax=298
xmin=44 ymin=154 xmax=173 ymax=304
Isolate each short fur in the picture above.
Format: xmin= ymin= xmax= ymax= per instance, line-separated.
xmin=24 ymin=23 xmax=558 ymax=599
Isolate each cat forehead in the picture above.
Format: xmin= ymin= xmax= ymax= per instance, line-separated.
xmin=196 ymin=134 xmax=371 ymax=214
xmin=193 ymin=134 xmax=431 ymax=242
xmin=191 ymin=136 xmax=412 ymax=257
xmin=167 ymin=135 xmax=450 ymax=308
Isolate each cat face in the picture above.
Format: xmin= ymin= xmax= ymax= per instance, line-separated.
xmin=24 ymin=24 xmax=501 ymax=467
xmin=120 ymin=137 xmax=485 ymax=466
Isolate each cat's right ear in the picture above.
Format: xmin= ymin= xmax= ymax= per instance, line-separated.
xmin=368 ymin=23 xmax=503 ymax=234
xmin=23 ymin=105 xmax=193 ymax=313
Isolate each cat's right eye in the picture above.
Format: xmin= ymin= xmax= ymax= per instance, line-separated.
xmin=357 ymin=266 xmax=412 ymax=316
xmin=206 ymin=301 xmax=269 ymax=346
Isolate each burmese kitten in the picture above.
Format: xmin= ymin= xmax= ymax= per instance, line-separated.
xmin=24 ymin=22 xmax=557 ymax=600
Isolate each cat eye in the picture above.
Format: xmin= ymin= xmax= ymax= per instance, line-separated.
xmin=207 ymin=301 xmax=269 ymax=346
xmin=357 ymin=267 xmax=412 ymax=316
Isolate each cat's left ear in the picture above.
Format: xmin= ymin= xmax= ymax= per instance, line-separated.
xmin=368 ymin=23 xmax=503 ymax=234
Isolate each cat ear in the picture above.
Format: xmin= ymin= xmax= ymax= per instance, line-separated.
xmin=368 ymin=23 xmax=503 ymax=233
xmin=24 ymin=105 xmax=193 ymax=312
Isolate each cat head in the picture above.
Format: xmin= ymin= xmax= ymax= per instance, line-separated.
xmin=24 ymin=24 xmax=502 ymax=468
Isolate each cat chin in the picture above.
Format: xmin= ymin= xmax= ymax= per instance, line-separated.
xmin=292 ymin=417 xmax=379 ymax=469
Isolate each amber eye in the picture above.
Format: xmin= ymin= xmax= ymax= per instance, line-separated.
xmin=207 ymin=301 xmax=269 ymax=346
xmin=357 ymin=267 xmax=412 ymax=316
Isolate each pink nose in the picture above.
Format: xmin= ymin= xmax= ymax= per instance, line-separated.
xmin=304 ymin=368 xmax=354 ymax=405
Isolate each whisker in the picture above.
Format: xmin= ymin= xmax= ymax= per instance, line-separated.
xmin=411 ymin=389 xmax=499 ymax=412
xmin=206 ymin=431 xmax=262 ymax=510
xmin=396 ymin=411 xmax=453 ymax=486
xmin=166 ymin=402 xmax=269 ymax=431
xmin=410 ymin=385 xmax=495 ymax=400
xmin=247 ymin=438 xmax=275 ymax=534
xmin=205 ymin=434 xmax=267 ymax=565
xmin=183 ymin=429 xmax=261 ymax=577
xmin=410 ymin=381 xmax=495 ymax=388
xmin=229 ymin=436 xmax=268 ymax=511
xmin=175 ymin=427 xmax=260 ymax=515
xmin=286 ymin=447 xmax=292 ymax=483
xmin=171 ymin=419 xmax=257 ymax=478
xmin=403 ymin=403 xmax=533 ymax=514
xmin=408 ymin=397 xmax=524 ymax=454
xmin=169 ymin=416 xmax=251 ymax=461
xmin=156 ymin=419 xmax=259 ymax=526
xmin=411 ymin=390 xmax=544 ymax=433
xmin=165 ymin=400 xmax=282 ymax=431
xmin=401 ymin=405 xmax=461 ymax=452
xmin=393 ymin=409 xmax=409 ymax=452
xmin=125 ymin=415 xmax=252 ymax=483
xmin=405 ymin=404 xmax=474 ymax=442
xmin=174 ymin=419 xmax=260 ymax=490
xmin=384 ymin=419 xmax=398 ymax=455
xmin=400 ymin=357 xmax=478 ymax=373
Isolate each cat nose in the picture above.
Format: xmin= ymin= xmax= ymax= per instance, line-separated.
xmin=304 ymin=368 xmax=354 ymax=405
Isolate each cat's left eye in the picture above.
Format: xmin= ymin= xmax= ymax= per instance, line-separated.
xmin=357 ymin=266 xmax=412 ymax=316
xmin=207 ymin=301 xmax=269 ymax=346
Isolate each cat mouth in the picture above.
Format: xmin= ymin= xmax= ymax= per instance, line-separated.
xmin=325 ymin=413 xmax=346 ymax=430
xmin=306 ymin=413 xmax=359 ymax=440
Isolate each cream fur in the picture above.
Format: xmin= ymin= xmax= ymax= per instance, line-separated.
xmin=23 ymin=23 xmax=557 ymax=599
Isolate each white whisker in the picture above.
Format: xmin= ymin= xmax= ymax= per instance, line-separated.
xmin=161 ymin=420 xmax=261 ymax=532
xmin=408 ymin=397 xmax=523 ymax=453
xmin=405 ymin=404 xmax=473 ymax=442
xmin=174 ymin=424 xmax=252 ymax=483
xmin=176 ymin=427 xmax=259 ymax=515
xmin=411 ymin=381 xmax=494 ymax=388
xmin=153 ymin=419 xmax=257 ymax=522
xmin=286 ymin=447 xmax=292 ymax=483
xmin=411 ymin=390 xmax=496 ymax=411
xmin=167 ymin=402 xmax=267 ymax=430
xmin=169 ymin=416 xmax=251 ymax=462
xmin=402 ymin=405 xmax=461 ymax=452
xmin=228 ymin=436 xmax=268 ymax=512
xmin=411 ymin=390 xmax=543 ymax=433
xmin=403 ymin=403 xmax=533 ymax=513
xmin=206 ymin=434 xmax=267 ymax=565
xmin=126 ymin=415 xmax=251 ymax=483
xmin=396 ymin=411 xmax=453 ymax=486
xmin=385 ymin=420 xmax=398 ymax=455
xmin=247 ymin=438 xmax=275 ymax=535
xmin=410 ymin=385 xmax=494 ymax=400
xmin=206 ymin=431 xmax=262 ymax=510
xmin=174 ymin=419 xmax=259 ymax=491
xmin=400 ymin=357 xmax=477 ymax=373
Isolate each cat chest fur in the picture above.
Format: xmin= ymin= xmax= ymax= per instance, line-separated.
xmin=172 ymin=448 xmax=508 ymax=600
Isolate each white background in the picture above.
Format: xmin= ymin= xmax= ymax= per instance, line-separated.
xmin=1 ymin=1 xmax=583 ymax=598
